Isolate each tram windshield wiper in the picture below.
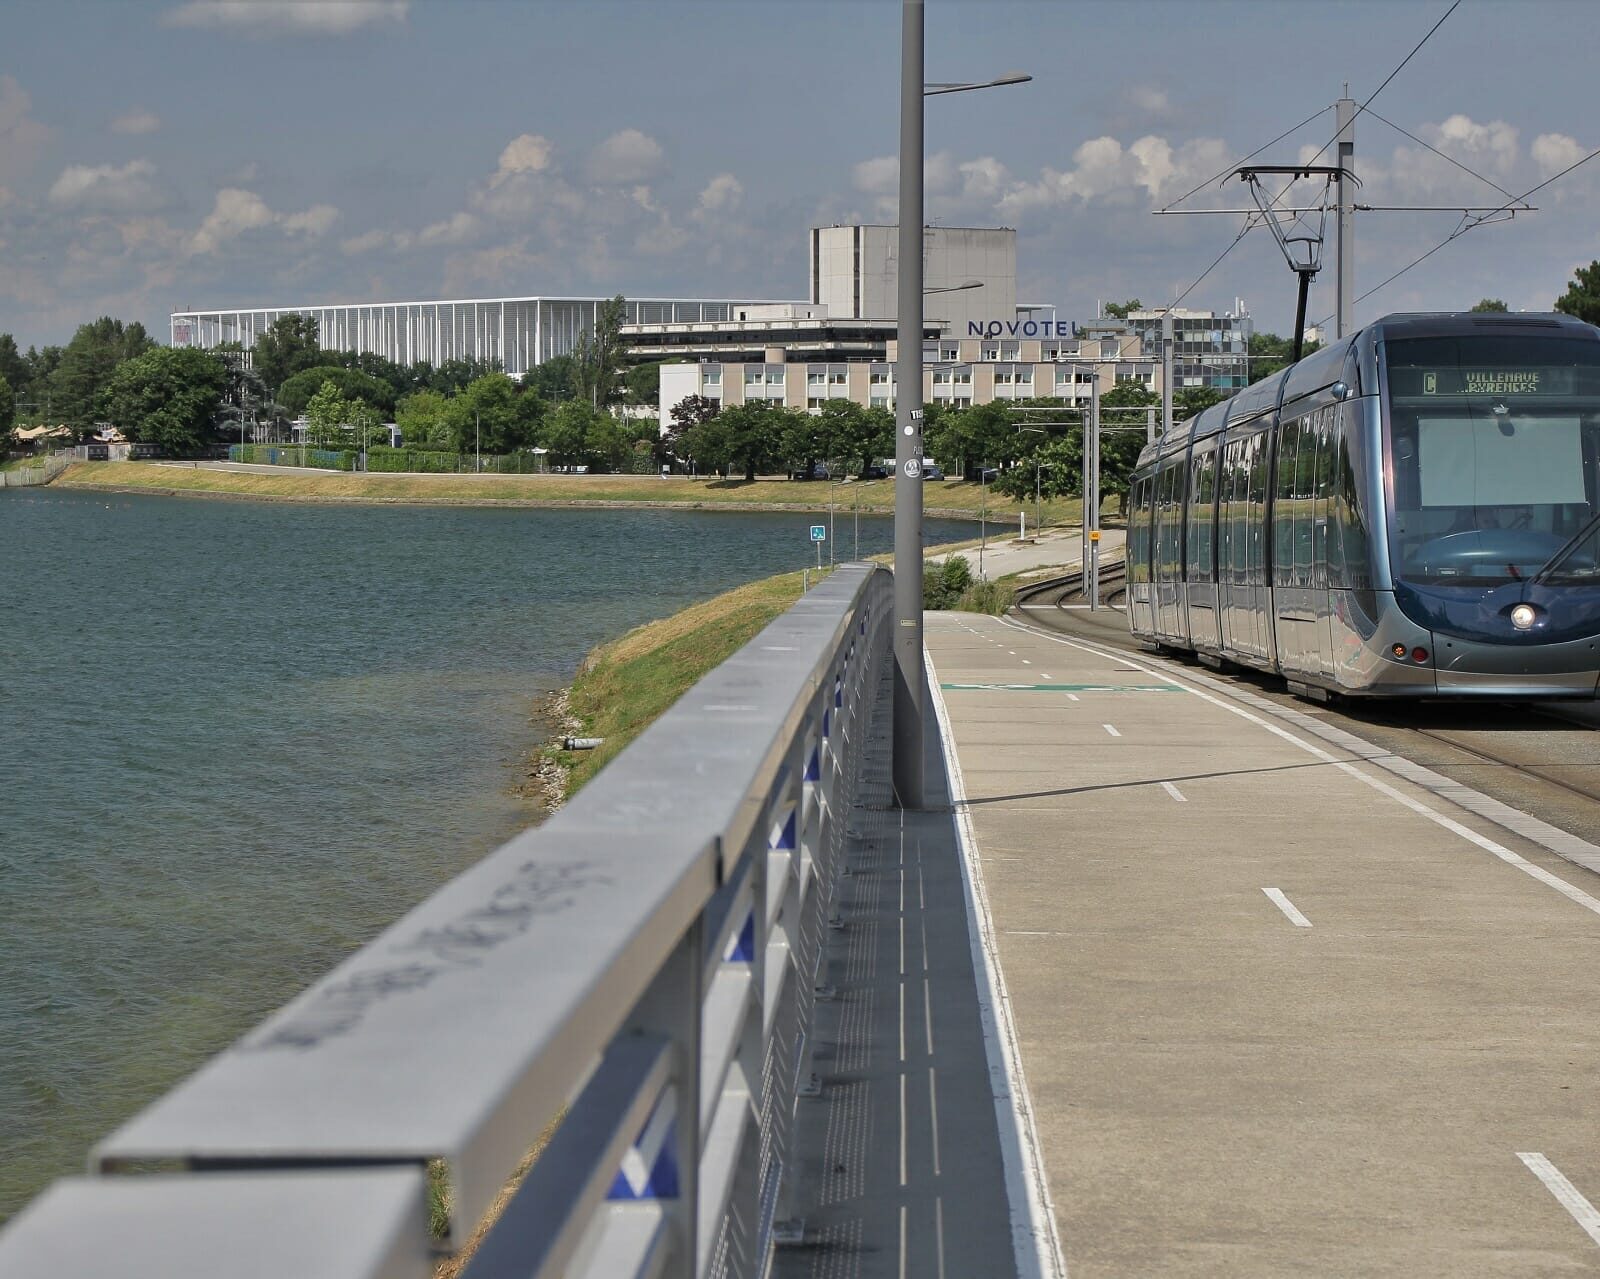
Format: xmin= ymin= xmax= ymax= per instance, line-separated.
xmin=1530 ymin=509 xmax=1600 ymax=585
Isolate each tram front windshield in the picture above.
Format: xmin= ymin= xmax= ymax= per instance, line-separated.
xmin=1385 ymin=334 xmax=1600 ymax=585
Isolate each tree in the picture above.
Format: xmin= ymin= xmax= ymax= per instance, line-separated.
xmin=583 ymin=412 xmax=632 ymax=472
xmin=428 ymin=357 xmax=503 ymax=396
xmin=49 ymin=317 xmax=156 ymax=432
xmin=1103 ymin=299 xmax=1142 ymax=320
xmin=1470 ymin=298 xmax=1509 ymax=313
xmin=395 ymin=389 xmax=451 ymax=449
xmin=1554 ymin=262 xmax=1600 ymax=326
xmin=716 ymin=402 xmax=791 ymax=481
xmin=304 ymin=379 xmax=353 ymax=449
xmin=277 ymin=365 xmax=396 ymax=416
xmin=524 ymin=354 xmax=578 ymax=403
xmin=543 ymin=399 xmax=604 ymax=469
xmin=251 ymin=315 xmax=321 ymax=394
xmin=1246 ymin=331 xmax=1318 ymax=384
xmin=572 ymin=295 xmax=628 ymax=407
xmin=0 ymin=334 xmax=27 ymax=400
xmin=100 ymin=348 xmax=228 ymax=455
xmin=1175 ymin=385 xmax=1226 ymax=419
xmin=444 ymin=373 xmax=523 ymax=454
xmin=1096 ymin=382 xmax=1160 ymax=504
xmin=0 ymin=373 xmax=13 ymax=436
xmin=623 ymin=360 xmax=665 ymax=407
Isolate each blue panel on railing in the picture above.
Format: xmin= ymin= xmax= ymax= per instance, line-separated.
xmin=607 ymin=1093 xmax=680 ymax=1201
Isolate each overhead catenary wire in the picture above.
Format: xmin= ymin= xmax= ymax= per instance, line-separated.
xmin=1362 ymin=105 xmax=1530 ymax=209
xmin=1155 ymin=0 xmax=1463 ymax=318
xmin=1330 ymin=140 xmax=1600 ymax=317
xmin=1158 ymin=105 xmax=1333 ymax=213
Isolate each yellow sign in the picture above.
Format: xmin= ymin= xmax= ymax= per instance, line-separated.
xmin=1089 ymin=530 xmax=1101 ymax=542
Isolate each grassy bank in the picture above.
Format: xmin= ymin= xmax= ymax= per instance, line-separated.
xmin=55 ymin=460 xmax=1091 ymax=525
xmin=548 ymin=568 xmax=820 ymax=797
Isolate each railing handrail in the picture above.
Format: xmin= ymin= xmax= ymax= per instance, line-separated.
xmin=0 ymin=563 xmax=893 ymax=1279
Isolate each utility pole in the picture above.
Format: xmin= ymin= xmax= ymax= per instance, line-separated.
xmin=1088 ymin=379 xmax=1101 ymax=610
xmin=1335 ymin=90 xmax=1356 ymax=339
xmin=1160 ymin=310 xmax=1174 ymax=441
xmin=475 ymin=411 xmax=481 ymax=473
xmin=892 ymin=0 xmax=926 ymax=810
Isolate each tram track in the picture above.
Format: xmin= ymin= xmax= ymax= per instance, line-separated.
xmin=1011 ymin=561 xmax=1600 ymax=846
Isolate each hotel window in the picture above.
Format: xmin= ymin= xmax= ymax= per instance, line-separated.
xmin=828 ymin=370 xmax=847 ymax=385
xmin=954 ymin=369 xmax=971 ymax=385
xmin=767 ymin=367 xmax=785 ymax=386
xmin=808 ymin=370 xmax=826 ymax=386
xmin=994 ymin=368 xmax=1013 ymax=384
xmin=1055 ymin=367 xmax=1075 ymax=388
xmin=1015 ymin=367 xmax=1033 ymax=386
xmin=702 ymin=367 xmax=721 ymax=385
xmin=1000 ymin=341 xmax=1020 ymax=360
xmin=940 ymin=344 xmax=959 ymax=361
xmin=744 ymin=369 xmax=763 ymax=387
xmin=923 ymin=342 xmax=939 ymax=362
xmin=870 ymin=370 xmax=890 ymax=385
xmin=933 ymin=370 xmax=952 ymax=385
xmin=808 ymin=397 xmax=825 ymax=410
xmin=871 ymin=395 xmax=892 ymax=409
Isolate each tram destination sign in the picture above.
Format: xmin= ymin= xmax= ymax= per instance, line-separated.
xmin=1393 ymin=366 xmax=1584 ymax=396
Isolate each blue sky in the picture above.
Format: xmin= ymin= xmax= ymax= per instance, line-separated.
xmin=1 ymin=0 xmax=1596 ymax=347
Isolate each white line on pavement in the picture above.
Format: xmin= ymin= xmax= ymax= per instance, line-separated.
xmin=1161 ymin=781 xmax=1187 ymax=802
xmin=1518 ymin=1153 xmax=1600 ymax=1248
xmin=1002 ymin=617 xmax=1600 ymax=922
xmin=899 ymin=980 xmax=906 ymax=1062
xmin=1067 ymin=693 xmax=1080 ymax=702
xmin=899 ymin=1073 xmax=908 ymax=1187
xmin=1263 ymin=887 xmax=1312 ymax=927
xmin=924 ymin=977 xmax=934 ymax=1055
xmin=1103 ymin=723 xmax=1121 ymax=737
xmin=925 ymin=649 xmax=1067 ymax=1279
xmin=929 ymin=1067 xmax=943 ymax=1177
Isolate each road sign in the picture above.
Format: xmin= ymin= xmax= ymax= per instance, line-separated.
xmin=810 ymin=525 xmax=827 ymax=542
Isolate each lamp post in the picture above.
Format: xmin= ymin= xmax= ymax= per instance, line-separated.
xmin=893 ymin=0 xmax=1028 ymax=808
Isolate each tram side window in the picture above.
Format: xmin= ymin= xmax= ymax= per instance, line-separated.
xmin=1222 ymin=439 xmax=1248 ymax=584
xmin=1247 ymin=431 xmax=1270 ymax=587
xmin=1128 ymin=474 xmax=1153 ymax=584
xmin=1324 ymin=406 xmax=1371 ymax=590
xmin=1155 ymin=461 xmax=1183 ymax=580
xmin=1186 ymin=447 xmax=1218 ymax=581
xmin=1273 ymin=420 xmax=1300 ymax=586
xmin=1293 ymin=412 xmax=1321 ymax=587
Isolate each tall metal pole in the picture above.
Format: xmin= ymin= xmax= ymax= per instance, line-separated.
xmin=1079 ymin=371 xmax=1089 ymax=578
xmin=892 ymin=0 xmax=926 ymax=809
xmin=1088 ymin=378 xmax=1101 ymax=609
xmin=1160 ymin=310 xmax=1174 ymax=442
xmin=1335 ymin=91 xmax=1356 ymax=339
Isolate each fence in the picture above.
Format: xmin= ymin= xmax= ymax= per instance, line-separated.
xmin=0 ymin=563 xmax=893 ymax=1279
xmin=227 ymin=445 xmax=552 ymax=474
xmin=0 ymin=454 xmax=72 ymax=487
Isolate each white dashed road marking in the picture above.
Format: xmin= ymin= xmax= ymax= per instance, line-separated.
xmin=1263 ymin=887 xmax=1312 ymax=928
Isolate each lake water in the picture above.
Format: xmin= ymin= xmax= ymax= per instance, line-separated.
xmin=0 ymin=487 xmax=974 ymax=1220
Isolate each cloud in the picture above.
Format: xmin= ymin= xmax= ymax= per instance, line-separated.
xmin=188 ymin=187 xmax=336 ymax=254
xmin=852 ymin=154 xmax=898 ymax=197
xmin=491 ymin=133 xmax=553 ymax=185
xmin=1532 ymin=132 xmax=1587 ymax=177
xmin=49 ymin=160 xmax=167 ymax=213
xmin=417 ymin=211 xmax=478 ymax=245
xmin=111 ymin=109 xmax=161 ymax=136
xmin=340 ymin=228 xmax=391 ymax=255
xmin=283 ymin=203 xmax=338 ymax=236
xmin=0 ymin=75 xmax=52 ymax=182
xmin=695 ymin=173 xmax=743 ymax=215
xmin=162 ymin=1 xmax=408 ymax=35
xmin=587 ymin=129 xmax=665 ymax=185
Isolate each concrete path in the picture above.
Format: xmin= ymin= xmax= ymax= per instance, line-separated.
xmin=926 ymin=611 xmax=1600 ymax=1276
xmin=928 ymin=525 xmax=1126 ymax=581
xmin=774 ymin=662 xmax=1019 ymax=1279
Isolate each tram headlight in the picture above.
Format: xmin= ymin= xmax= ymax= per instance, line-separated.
xmin=1510 ymin=603 xmax=1537 ymax=631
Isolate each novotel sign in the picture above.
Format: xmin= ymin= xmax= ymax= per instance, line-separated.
xmin=966 ymin=319 xmax=1075 ymax=338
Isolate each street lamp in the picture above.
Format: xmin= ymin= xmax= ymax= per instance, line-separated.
xmin=1018 ymin=426 xmax=1048 ymax=537
xmin=894 ymin=0 xmax=1029 ymax=809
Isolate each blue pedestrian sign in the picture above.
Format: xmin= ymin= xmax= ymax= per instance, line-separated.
xmin=810 ymin=525 xmax=827 ymax=542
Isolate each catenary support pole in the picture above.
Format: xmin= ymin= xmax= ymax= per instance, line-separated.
xmin=892 ymin=0 xmax=926 ymax=809
xmin=1335 ymin=92 xmax=1356 ymax=339
xmin=1160 ymin=310 xmax=1174 ymax=441
xmin=1089 ymin=378 xmax=1101 ymax=610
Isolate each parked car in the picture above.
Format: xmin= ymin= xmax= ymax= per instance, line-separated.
xmin=789 ymin=463 xmax=830 ymax=480
xmin=921 ymin=463 xmax=945 ymax=481
xmin=859 ymin=464 xmax=889 ymax=480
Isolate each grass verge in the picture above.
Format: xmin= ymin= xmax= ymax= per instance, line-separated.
xmin=547 ymin=567 xmax=823 ymax=798
xmin=54 ymin=461 xmax=1092 ymax=524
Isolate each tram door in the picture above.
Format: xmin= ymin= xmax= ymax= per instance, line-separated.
xmin=1272 ymin=409 xmax=1339 ymax=678
xmin=1185 ymin=442 xmax=1220 ymax=650
xmin=1153 ymin=455 xmax=1188 ymax=643
xmin=1218 ymin=428 xmax=1270 ymax=663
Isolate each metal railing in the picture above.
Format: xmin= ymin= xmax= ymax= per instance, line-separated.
xmin=0 ymin=453 xmax=71 ymax=487
xmin=0 ymin=564 xmax=893 ymax=1278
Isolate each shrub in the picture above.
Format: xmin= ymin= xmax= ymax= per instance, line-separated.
xmin=922 ymin=555 xmax=973 ymax=609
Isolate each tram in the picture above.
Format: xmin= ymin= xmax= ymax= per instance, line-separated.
xmin=1126 ymin=312 xmax=1600 ymax=699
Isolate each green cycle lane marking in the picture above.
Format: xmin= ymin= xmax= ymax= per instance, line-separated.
xmin=939 ymin=682 xmax=1182 ymax=693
